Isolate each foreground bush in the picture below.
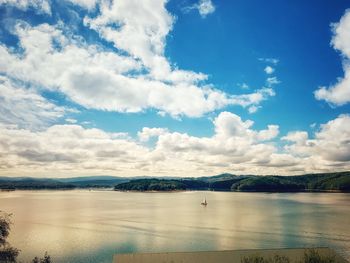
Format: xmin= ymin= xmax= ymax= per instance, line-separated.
xmin=241 ymin=249 xmax=337 ymax=263
xmin=241 ymin=254 xmax=290 ymax=263
xmin=0 ymin=211 xmax=52 ymax=263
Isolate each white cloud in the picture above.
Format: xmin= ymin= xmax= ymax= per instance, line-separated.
xmin=1 ymin=111 xmax=349 ymax=176
xmin=256 ymin=125 xmax=279 ymax=141
xmin=264 ymin=66 xmax=274 ymax=74
xmin=138 ymin=127 xmax=169 ymax=142
xmin=238 ymin=83 xmax=249 ymax=89
xmin=153 ymin=112 xmax=290 ymax=174
xmin=258 ymin=58 xmax=279 ymax=65
xmin=0 ymin=76 xmax=66 ymax=129
xmin=314 ymin=9 xmax=350 ymax=106
xmin=183 ymin=0 xmax=215 ymax=18
xmin=0 ymin=0 xmax=51 ymax=14
xmin=266 ymin=76 xmax=280 ymax=87
xmin=66 ymin=0 xmax=98 ymax=10
xmin=0 ymin=123 xmax=152 ymax=176
xmin=248 ymin=105 xmax=260 ymax=114
xmin=83 ymin=0 xmax=181 ymax=82
xmin=315 ymin=65 xmax=350 ymax=106
xmin=0 ymin=112 xmax=279 ymax=176
xmin=196 ymin=0 xmax=216 ymax=18
xmin=229 ymin=88 xmax=275 ymax=109
xmin=282 ymin=131 xmax=308 ymax=144
xmin=310 ymin=123 xmax=317 ymax=129
xmin=331 ymin=9 xmax=350 ymax=58
xmin=0 ymin=21 xmax=275 ymax=118
xmin=65 ymin=118 xmax=77 ymax=124
xmin=283 ymin=114 xmax=350 ymax=163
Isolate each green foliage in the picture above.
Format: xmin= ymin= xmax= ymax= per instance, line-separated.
xmin=0 ymin=245 xmax=20 ymax=263
xmin=209 ymin=178 xmax=243 ymax=190
xmin=306 ymin=173 xmax=350 ymax=191
xmin=0 ymin=212 xmax=11 ymax=246
xmin=115 ymin=179 xmax=188 ymax=191
xmin=32 ymin=252 xmax=52 ymax=263
xmin=0 ymin=211 xmax=52 ymax=263
xmin=0 ymin=211 xmax=19 ymax=263
xmin=1 ymin=171 xmax=349 ymax=192
xmin=241 ymin=254 xmax=290 ymax=263
xmin=0 ymin=179 xmax=76 ymax=190
xmin=231 ymin=176 xmax=305 ymax=192
xmin=241 ymin=249 xmax=338 ymax=263
xmin=180 ymin=179 xmax=209 ymax=189
xmin=231 ymin=172 xmax=350 ymax=192
xmin=301 ymin=249 xmax=335 ymax=263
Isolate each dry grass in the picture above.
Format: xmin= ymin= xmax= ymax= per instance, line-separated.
xmin=241 ymin=249 xmax=337 ymax=263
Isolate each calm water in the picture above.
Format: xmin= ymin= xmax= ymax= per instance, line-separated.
xmin=1 ymin=190 xmax=349 ymax=263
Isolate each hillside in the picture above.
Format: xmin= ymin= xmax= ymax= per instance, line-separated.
xmin=1 ymin=171 xmax=350 ymax=192
xmin=114 ymin=172 xmax=350 ymax=192
xmin=114 ymin=179 xmax=208 ymax=191
xmin=0 ymin=176 xmax=129 ymax=190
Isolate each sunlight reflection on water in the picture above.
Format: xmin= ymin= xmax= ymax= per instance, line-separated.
xmin=1 ymin=190 xmax=350 ymax=263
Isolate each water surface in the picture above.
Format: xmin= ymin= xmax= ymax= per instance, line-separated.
xmin=1 ymin=190 xmax=349 ymax=262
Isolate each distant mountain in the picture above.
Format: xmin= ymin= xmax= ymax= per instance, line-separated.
xmin=115 ymin=178 xmax=209 ymax=191
xmin=56 ymin=176 xmax=130 ymax=187
xmin=0 ymin=177 xmax=76 ymax=190
xmin=115 ymin=179 xmax=188 ymax=191
xmin=196 ymin=173 xmax=245 ymax=182
xmin=57 ymin=176 xmax=125 ymax=182
xmin=230 ymin=171 xmax=350 ymax=192
xmin=1 ymin=171 xmax=350 ymax=192
xmin=0 ymin=176 xmax=130 ymax=189
xmin=114 ymin=171 xmax=350 ymax=192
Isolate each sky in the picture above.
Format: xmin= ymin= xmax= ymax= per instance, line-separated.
xmin=0 ymin=0 xmax=350 ymax=178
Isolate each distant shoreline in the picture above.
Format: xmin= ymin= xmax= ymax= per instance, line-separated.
xmin=1 ymin=171 xmax=350 ymax=192
xmin=2 ymin=188 xmax=349 ymax=194
xmin=115 ymin=247 xmax=348 ymax=263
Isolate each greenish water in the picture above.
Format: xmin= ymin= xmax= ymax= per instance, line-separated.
xmin=1 ymin=190 xmax=349 ymax=263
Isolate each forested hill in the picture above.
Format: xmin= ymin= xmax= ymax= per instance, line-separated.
xmin=114 ymin=171 xmax=350 ymax=192
xmin=114 ymin=179 xmax=208 ymax=191
xmin=1 ymin=171 xmax=350 ymax=192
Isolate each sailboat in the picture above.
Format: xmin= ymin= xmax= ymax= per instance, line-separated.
xmin=201 ymin=197 xmax=207 ymax=206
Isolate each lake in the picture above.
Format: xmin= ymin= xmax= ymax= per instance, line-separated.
xmin=1 ymin=190 xmax=349 ymax=263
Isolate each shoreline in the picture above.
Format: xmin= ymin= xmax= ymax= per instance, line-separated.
xmin=1 ymin=188 xmax=350 ymax=193
xmin=114 ymin=247 xmax=348 ymax=263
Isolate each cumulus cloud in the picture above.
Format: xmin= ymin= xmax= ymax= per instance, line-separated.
xmin=0 ymin=124 xmax=152 ymax=176
xmin=0 ymin=0 xmax=51 ymax=14
xmin=264 ymin=66 xmax=274 ymax=74
xmin=266 ymin=76 xmax=280 ymax=87
xmin=84 ymin=0 xmax=180 ymax=82
xmin=0 ymin=76 xmax=66 ymax=129
xmin=248 ymin=105 xmax=260 ymax=114
xmin=0 ymin=19 xmax=274 ymax=117
xmin=1 ymin=111 xmax=350 ymax=176
xmin=0 ymin=111 xmax=282 ymax=176
xmin=314 ymin=9 xmax=350 ymax=106
xmin=238 ymin=83 xmax=249 ymax=89
xmin=331 ymin=10 xmax=350 ymax=58
xmin=315 ymin=66 xmax=350 ymax=106
xmin=182 ymin=0 xmax=215 ymax=18
xmin=65 ymin=118 xmax=77 ymax=124
xmin=283 ymin=114 xmax=350 ymax=164
xmin=138 ymin=127 xmax=169 ymax=142
xmin=66 ymin=0 xmax=98 ymax=10
xmin=154 ymin=112 xmax=283 ymax=173
xmin=194 ymin=0 xmax=216 ymax=18
xmin=230 ymin=88 xmax=275 ymax=109
xmin=258 ymin=58 xmax=279 ymax=65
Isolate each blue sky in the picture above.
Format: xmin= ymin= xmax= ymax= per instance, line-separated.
xmin=0 ymin=0 xmax=350 ymax=177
